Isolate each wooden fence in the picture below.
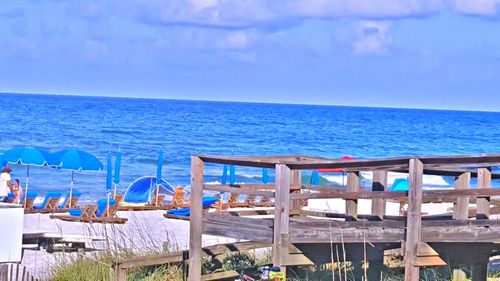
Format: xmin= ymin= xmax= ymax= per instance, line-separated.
xmin=0 ymin=263 xmax=38 ymax=281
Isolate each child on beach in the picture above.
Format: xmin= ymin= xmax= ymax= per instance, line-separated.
xmin=13 ymin=179 xmax=23 ymax=203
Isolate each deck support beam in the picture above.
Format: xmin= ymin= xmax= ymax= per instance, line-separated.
xmin=404 ymin=158 xmax=423 ymax=281
xmin=346 ymin=171 xmax=359 ymax=221
xmin=371 ymin=170 xmax=388 ymax=220
xmin=290 ymin=170 xmax=302 ymax=214
xmin=453 ymin=172 xmax=470 ymax=220
xmin=477 ymin=168 xmax=491 ymax=219
xmin=188 ymin=156 xmax=204 ymax=281
xmin=273 ymin=164 xmax=291 ymax=268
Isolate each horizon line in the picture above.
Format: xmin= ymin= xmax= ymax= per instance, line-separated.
xmin=1 ymin=91 xmax=499 ymax=114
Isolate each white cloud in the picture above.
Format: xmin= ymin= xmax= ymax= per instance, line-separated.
xmin=216 ymin=31 xmax=253 ymax=49
xmin=353 ymin=21 xmax=393 ymax=55
xmin=289 ymin=0 xmax=442 ymax=19
xmin=451 ymin=0 xmax=500 ymax=16
xmin=132 ymin=0 xmax=444 ymax=29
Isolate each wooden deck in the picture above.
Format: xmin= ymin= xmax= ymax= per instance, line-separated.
xmin=185 ymin=154 xmax=500 ymax=281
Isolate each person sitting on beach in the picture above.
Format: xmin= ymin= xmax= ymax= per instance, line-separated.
xmin=13 ymin=179 xmax=23 ymax=203
xmin=0 ymin=165 xmax=14 ymax=202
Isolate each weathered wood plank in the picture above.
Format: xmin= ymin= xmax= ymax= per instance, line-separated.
xmin=477 ymin=168 xmax=491 ymax=219
xmin=293 ymin=187 xmax=500 ymax=201
xmin=371 ymin=170 xmax=388 ymax=220
xmin=273 ymin=163 xmax=291 ymax=267
xmin=453 ymin=172 xmax=470 ymax=220
xmin=205 ymin=184 xmax=277 ymax=190
xmin=188 ymin=156 xmax=204 ymax=281
xmin=346 ymin=172 xmax=359 ymax=221
xmin=290 ymin=170 xmax=302 ymax=213
xmin=292 ymin=189 xmax=407 ymax=200
xmin=203 ymin=185 xmax=275 ymax=197
xmin=405 ymin=158 xmax=423 ymax=281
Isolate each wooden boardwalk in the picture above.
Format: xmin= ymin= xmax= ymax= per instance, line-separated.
xmin=186 ymin=154 xmax=500 ymax=281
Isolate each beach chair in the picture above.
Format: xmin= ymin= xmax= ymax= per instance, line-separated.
xmin=165 ymin=186 xmax=187 ymax=209
xmin=164 ymin=196 xmax=219 ymax=219
xmin=58 ymin=190 xmax=82 ymax=209
xmin=32 ymin=191 xmax=63 ymax=212
xmin=50 ymin=198 xmax=127 ymax=224
xmin=20 ymin=191 xmax=37 ymax=210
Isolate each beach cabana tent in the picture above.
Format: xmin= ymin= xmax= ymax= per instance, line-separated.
xmin=122 ymin=176 xmax=175 ymax=205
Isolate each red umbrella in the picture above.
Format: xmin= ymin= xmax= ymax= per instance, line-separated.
xmin=318 ymin=156 xmax=355 ymax=173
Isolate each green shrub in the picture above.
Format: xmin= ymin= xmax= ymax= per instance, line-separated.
xmin=51 ymin=258 xmax=112 ymax=281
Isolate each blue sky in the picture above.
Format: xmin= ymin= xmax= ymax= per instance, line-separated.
xmin=0 ymin=1 xmax=500 ymax=110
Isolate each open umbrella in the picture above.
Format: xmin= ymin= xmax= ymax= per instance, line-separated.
xmin=2 ymin=147 xmax=50 ymax=207
xmin=113 ymin=150 xmax=121 ymax=198
xmin=55 ymin=149 xmax=103 ymax=204
xmin=155 ymin=149 xmax=165 ymax=205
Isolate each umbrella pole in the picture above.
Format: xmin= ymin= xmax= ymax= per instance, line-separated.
xmin=155 ymin=184 xmax=159 ymax=206
xmin=69 ymin=171 xmax=74 ymax=208
xmin=106 ymin=192 xmax=110 ymax=217
xmin=24 ymin=166 xmax=30 ymax=208
xmin=113 ymin=184 xmax=117 ymax=199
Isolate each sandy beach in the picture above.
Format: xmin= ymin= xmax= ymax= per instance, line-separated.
xmin=22 ymin=210 xmax=234 ymax=279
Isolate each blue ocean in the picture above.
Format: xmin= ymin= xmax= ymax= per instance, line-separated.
xmin=1 ymin=93 xmax=500 ymax=201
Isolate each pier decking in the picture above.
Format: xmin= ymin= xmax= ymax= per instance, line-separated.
xmin=187 ymin=154 xmax=500 ymax=280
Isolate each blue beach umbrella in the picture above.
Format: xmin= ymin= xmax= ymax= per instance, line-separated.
xmin=106 ymin=152 xmax=113 ymax=216
xmin=113 ymin=150 xmax=121 ymax=197
xmin=262 ymin=168 xmax=269 ymax=184
xmin=106 ymin=152 xmax=113 ymax=194
xmin=155 ymin=149 xmax=165 ymax=205
xmin=229 ymin=165 xmax=236 ymax=185
xmin=3 ymin=146 xmax=50 ymax=207
xmin=221 ymin=165 xmax=228 ymax=184
xmin=156 ymin=149 xmax=164 ymax=184
xmin=312 ymin=170 xmax=320 ymax=185
xmin=55 ymin=149 xmax=104 ymax=203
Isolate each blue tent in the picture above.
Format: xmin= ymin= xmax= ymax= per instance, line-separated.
xmin=122 ymin=176 xmax=175 ymax=205
xmin=390 ymin=178 xmax=409 ymax=191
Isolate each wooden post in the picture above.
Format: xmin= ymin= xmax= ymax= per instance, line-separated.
xmin=273 ymin=164 xmax=291 ymax=268
xmin=188 ymin=156 xmax=204 ymax=281
xmin=290 ymin=170 xmax=302 ymax=214
xmin=346 ymin=171 xmax=359 ymax=221
xmin=371 ymin=170 xmax=388 ymax=220
xmin=472 ymin=263 xmax=488 ymax=281
xmin=404 ymin=158 xmax=423 ymax=281
xmin=477 ymin=168 xmax=491 ymax=219
xmin=453 ymin=172 xmax=470 ymax=220
xmin=115 ymin=266 xmax=127 ymax=281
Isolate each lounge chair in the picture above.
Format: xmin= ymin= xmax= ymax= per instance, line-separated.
xmin=20 ymin=191 xmax=37 ymax=210
xmin=58 ymin=190 xmax=82 ymax=209
xmin=50 ymin=198 xmax=127 ymax=224
xmin=164 ymin=196 xmax=219 ymax=219
xmin=164 ymin=186 xmax=188 ymax=209
xmin=31 ymin=191 xmax=63 ymax=212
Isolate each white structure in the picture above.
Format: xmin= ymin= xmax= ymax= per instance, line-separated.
xmin=0 ymin=203 xmax=24 ymax=262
